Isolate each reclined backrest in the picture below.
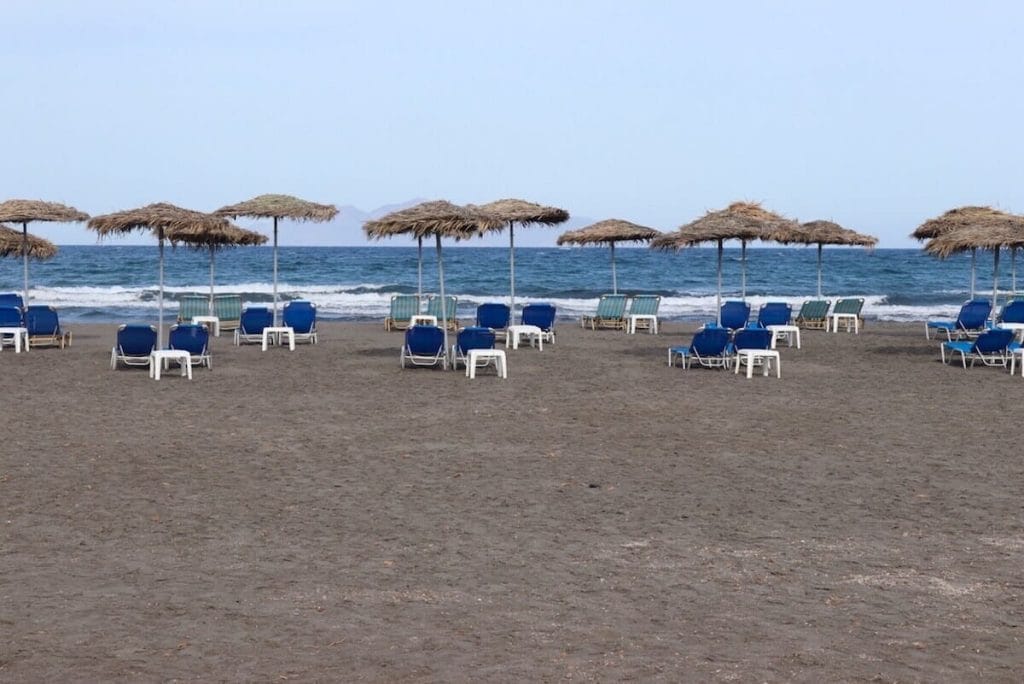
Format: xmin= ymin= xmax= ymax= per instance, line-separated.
xmin=521 ymin=303 xmax=556 ymax=330
xmin=0 ymin=306 xmax=23 ymax=327
xmin=283 ymin=301 xmax=316 ymax=333
xmin=628 ymin=295 xmax=660 ymax=316
xmin=168 ymin=323 xmax=209 ymax=355
xmin=240 ymin=307 xmax=273 ymax=334
xmin=476 ymin=303 xmax=510 ymax=330
xmin=732 ymin=327 xmax=771 ymax=351
xmin=974 ymin=327 xmax=1013 ymax=353
xmin=757 ymin=302 xmax=792 ymax=327
xmin=958 ymin=299 xmax=992 ymax=330
xmin=117 ymin=324 xmax=157 ymax=356
xmin=720 ymin=301 xmax=750 ymax=330
xmin=595 ymin=294 xmax=628 ymax=318
xmin=998 ymin=300 xmax=1024 ymax=325
xmin=457 ymin=326 xmax=496 ymax=353
xmin=405 ymin=324 xmax=445 ymax=354
xmin=0 ymin=293 xmax=24 ymax=309
xmin=690 ymin=327 xmax=730 ymax=355
xmin=24 ymin=305 xmax=59 ymax=334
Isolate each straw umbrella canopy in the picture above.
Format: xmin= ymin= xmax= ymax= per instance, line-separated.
xmin=924 ymin=219 xmax=1024 ymax=311
xmin=214 ymin=194 xmax=338 ymax=324
xmin=364 ymin=200 xmax=504 ymax=360
xmin=0 ymin=224 xmax=57 ymax=259
xmin=88 ymin=203 xmax=236 ymax=341
xmin=650 ymin=202 xmax=799 ymax=324
xmin=0 ymin=199 xmax=89 ymax=305
xmin=768 ymin=220 xmax=878 ymax=298
xmin=475 ymin=198 xmax=570 ymax=315
xmin=556 ymin=219 xmax=660 ymax=294
xmin=911 ymin=206 xmax=1018 ymax=299
xmin=169 ymin=224 xmax=268 ymax=314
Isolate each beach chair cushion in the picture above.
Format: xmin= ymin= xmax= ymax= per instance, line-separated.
xmin=283 ymin=300 xmax=318 ymax=343
xmin=668 ymin=327 xmax=731 ymax=369
xmin=0 ymin=306 xmax=23 ymax=327
xmin=451 ymin=326 xmax=496 ymax=369
xmin=0 ymin=293 xmax=24 ymax=309
xmin=719 ymin=301 xmax=751 ymax=331
xmin=940 ymin=328 xmax=1013 ymax=369
xmin=24 ymin=305 xmax=72 ymax=348
xmin=927 ymin=299 xmax=991 ymax=341
xmin=756 ymin=302 xmax=793 ymax=328
xmin=213 ymin=295 xmax=243 ymax=331
xmin=234 ymin=307 xmax=273 ymax=345
xmin=110 ymin=324 xmax=157 ymax=369
xmin=581 ymin=294 xmax=628 ymax=330
xmin=178 ymin=294 xmax=209 ymax=322
xmin=169 ymin=323 xmax=212 ymax=369
xmin=476 ymin=303 xmax=511 ymax=331
xmin=385 ymin=294 xmax=421 ymax=331
xmin=401 ymin=324 xmax=447 ymax=369
xmin=521 ymin=303 xmax=556 ymax=342
xmin=795 ymin=300 xmax=831 ymax=329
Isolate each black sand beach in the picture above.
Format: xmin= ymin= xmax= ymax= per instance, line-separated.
xmin=3 ymin=321 xmax=1022 ymax=681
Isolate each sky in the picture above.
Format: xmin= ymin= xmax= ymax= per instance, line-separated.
xmin=3 ymin=0 xmax=1023 ymax=247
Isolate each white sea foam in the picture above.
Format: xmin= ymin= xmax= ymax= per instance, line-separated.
xmin=24 ymin=284 xmax=965 ymax=322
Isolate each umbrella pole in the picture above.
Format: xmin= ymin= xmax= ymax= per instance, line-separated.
xmin=509 ymin=222 xmax=516 ymax=315
xmin=272 ymin=217 xmax=280 ymax=326
xmin=992 ymin=247 xmax=1001 ymax=313
xmin=610 ymin=241 xmax=617 ymax=295
xmin=21 ymin=221 xmax=29 ymax=305
xmin=158 ymin=228 xmax=165 ymax=345
xmin=435 ymin=234 xmax=449 ymax=369
xmin=740 ymin=239 xmax=747 ymax=300
xmin=970 ymin=248 xmax=976 ymax=300
xmin=209 ymin=247 xmax=216 ymax=315
xmin=716 ymin=239 xmax=723 ymax=326
xmin=417 ymin=236 xmax=423 ymax=302
xmin=817 ymin=243 xmax=823 ymax=299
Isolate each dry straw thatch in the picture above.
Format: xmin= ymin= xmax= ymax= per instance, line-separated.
xmin=557 ymin=219 xmax=660 ymax=246
xmin=911 ymin=205 xmax=1014 ymax=241
xmin=214 ymin=194 xmax=338 ymax=222
xmin=0 ymin=224 xmax=57 ymax=259
xmin=771 ymin=220 xmax=878 ymax=248
xmin=924 ymin=222 xmax=1024 ymax=258
xmin=364 ymin=200 xmax=504 ymax=240
xmin=476 ymin=198 xmax=569 ymax=227
xmin=172 ymin=224 xmax=268 ymax=249
xmin=0 ymin=199 xmax=89 ymax=224
xmin=650 ymin=201 xmax=798 ymax=250
xmin=88 ymin=202 xmax=232 ymax=239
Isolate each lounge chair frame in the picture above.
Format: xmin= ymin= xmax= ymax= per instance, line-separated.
xmin=581 ymin=294 xmax=628 ymax=330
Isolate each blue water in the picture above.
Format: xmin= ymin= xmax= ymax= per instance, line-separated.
xmin=0 ymin=245 xmax=1016 ymax=323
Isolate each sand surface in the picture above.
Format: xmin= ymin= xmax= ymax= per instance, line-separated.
xmin=3 ymin=320 xmax=1023 ymax=681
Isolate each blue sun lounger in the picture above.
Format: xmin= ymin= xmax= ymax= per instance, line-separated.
xmin=401 ymin=324 xmax=447 ymax=369
xmin=284 ymin=300 xmax=318 ymax=344
xmin=24 ymin=305 xmax=72 ymax=348
xmin=940 ymin=327 xmax=1013 ymax=369
xmin=110 ymin=324 xmax=157 ymax=370
xmin=169 ymin=323 xmax=212 ymax=370
xmin=926 ymin=299 xmax=991 ymax=341
xmin=668 ymin=327 xmax=731 ymax=369
xmin=234 ymin=307 xmax=274 ymax=345
xmin=718 ymin=300 xmax=751 ymax=332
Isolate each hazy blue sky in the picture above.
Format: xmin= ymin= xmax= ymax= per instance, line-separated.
xmin=4 ymin=1 xmax=1023 ymax=247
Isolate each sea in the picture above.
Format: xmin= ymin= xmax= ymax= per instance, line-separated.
xmin=0 ymin=245 xmax=1015 ymax=323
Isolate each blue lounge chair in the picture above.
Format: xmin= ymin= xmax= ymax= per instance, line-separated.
xmin=234 ymin=307 xmax=274 ymax=345
xmin=476 ymin=302 xmax=511 ymax=341
xmin=756 ymin=302 xmax=793 ymax=328
xmin=385 ymin=294 xmax=421 ymax=331
xmin=668 ymin=327 xmax=731 ymax=369
xmin=521 ymin=303 xmax=556 ymax=343
xmin=169 ymin=323 xmax=212 ymax=370
xmin=719 ymin=300 xmax=751 ymax=332
xmin=581 ymin=294 xmax=629 ymax=330
xmin=0 ymin=293 xmax=24 ymax=309
xmin=178 ymin=294 xmax=209 ymax=322
xmin=730 ymin=327 xmax=778 ymax=377
xmin=213 ymin=294 xmax=243 ymax=332
xmin=283 ymin=300 xmax=318 ymax=344
xmin=0 ymin=305 xmax=25 ymax=350
xmin=425 ymin=295 xmax=459 ymax=330
xmin=995 ymin=300 xmax=1024 ymax=326
xmin=110 ymin=324 xmax=158 ymax=369
xmin=24 ymin=305 xmax=72 ymax=348
xmin=926 ymin=299 xmax=992 ymax=341
xmin=451 ymin=326 xmax=496 ymax=370
xmin=401 ymin=324 xmax=447 ymax=369
xmin=940 ymin=327 xmax=1013 ymax=369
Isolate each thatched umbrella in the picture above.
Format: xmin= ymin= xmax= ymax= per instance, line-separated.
xmin=364 ymin=200 xmax=503 ymax=360
xmin=0 ymin=224 xmax=57 ymax=259
xmin=924 ymin=220 xmax=1024 ymax=311
xmin=215 ymin=194 xmax=338 ymax=324
xmin=88 ymin=203 xmax=237 ymax=341
xmin=650 ymin=202 xmax=799 ymax=324
xmin=911 ymin=206 xmax=1016 ymax=299
xmin=768 ymin=220 xmax=878 ymax=298
xmin=0 ymin=199 xmax=89 ymax=304
xmin=169 ymin=224 xmax=268 ymax=314
xmin=556 ymin=219 xmax=660 ymax=294
xmin=476 ymin=199 xmax=569 ymax=315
